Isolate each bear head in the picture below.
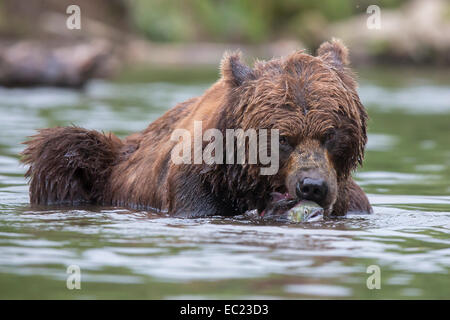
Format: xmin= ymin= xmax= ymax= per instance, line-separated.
xmin=203 ymin=39 xmax=368 ymax=217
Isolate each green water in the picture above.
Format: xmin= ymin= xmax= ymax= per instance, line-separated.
xmin=0 ymin=67 xmax=449 ymax=299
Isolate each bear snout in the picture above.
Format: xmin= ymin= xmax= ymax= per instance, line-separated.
xmin=286 ymin=166 xmax=337 ymax=214
xmin=296 ymin=177 xmax=329 ymax=205
xmin=283 ymin=140 xmax=338 ymax=213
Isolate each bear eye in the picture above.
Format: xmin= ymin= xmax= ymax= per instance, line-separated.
xmin=279 ymin=136 xmax=289 ymax=146
xmin=323 ymin=129 xmax=336 ymax=143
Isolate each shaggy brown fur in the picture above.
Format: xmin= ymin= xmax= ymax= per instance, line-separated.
xmin=22 ymin=39 xmax=372 ymax=217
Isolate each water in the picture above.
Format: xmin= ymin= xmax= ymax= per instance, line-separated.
xmin=0 ymin=67 xmax=449 ymax=299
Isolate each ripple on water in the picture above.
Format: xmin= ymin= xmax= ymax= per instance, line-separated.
xmin=0 ymin=77 xmax=449 ymax=298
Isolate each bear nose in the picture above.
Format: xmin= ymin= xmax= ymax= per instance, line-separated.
xmin=296 ymin=178 xmax=328 ymax=204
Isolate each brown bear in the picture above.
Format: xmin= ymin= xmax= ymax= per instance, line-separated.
xmin=21 ymin=39 xmax=372 ymax=218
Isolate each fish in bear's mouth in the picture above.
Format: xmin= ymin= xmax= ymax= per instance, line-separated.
xmin=257 ymin=192 xmax=324 ymax=223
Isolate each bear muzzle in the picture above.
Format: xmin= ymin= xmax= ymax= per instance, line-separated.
xmin=282 ymin=140 xmax=338 ymax=216
xmin=296 ymin=177 xmax=329 ymax=205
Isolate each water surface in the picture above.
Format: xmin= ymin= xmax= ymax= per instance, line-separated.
xmin=0 ymin=67 xmax=449 ymax=299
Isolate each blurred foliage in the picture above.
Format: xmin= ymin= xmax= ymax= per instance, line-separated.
xmin=131 ymin=0 xmax=408 ymax=43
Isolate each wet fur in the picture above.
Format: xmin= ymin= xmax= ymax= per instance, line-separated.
xmin=22 ymin=39 xmax=372 ymax=217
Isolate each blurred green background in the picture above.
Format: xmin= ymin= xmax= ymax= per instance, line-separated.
xmin=0 ymin=0 xmax=448 ymax=86
xmin=131 ymin=0 xmax=406 ymax=44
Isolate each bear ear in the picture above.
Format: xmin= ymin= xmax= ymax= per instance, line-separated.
xmin=220 ymin=51 xmax=253 ymax=86
xmin=317 ymin=38 xmax=350 ymax=69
